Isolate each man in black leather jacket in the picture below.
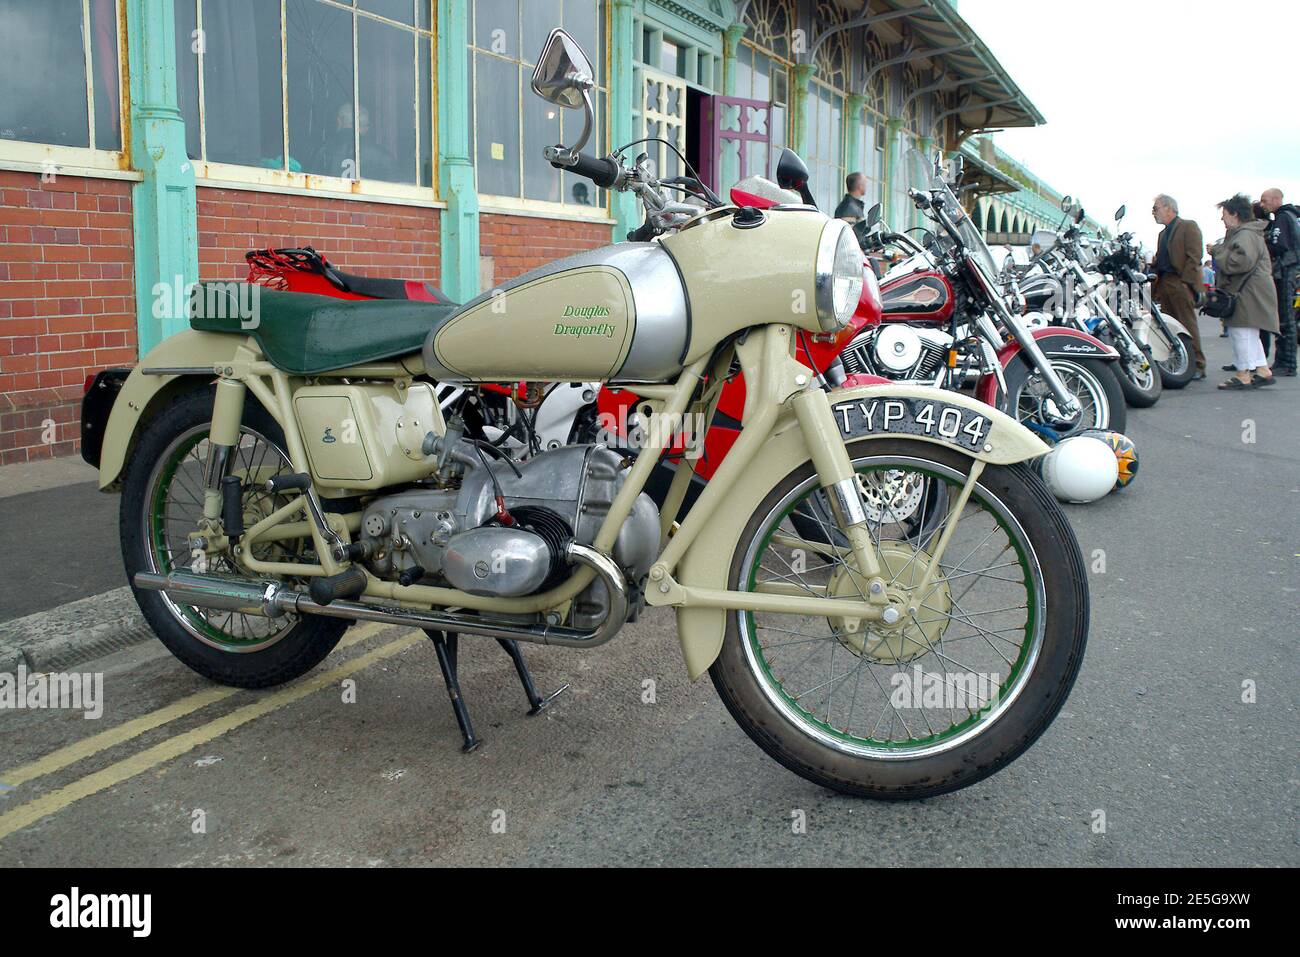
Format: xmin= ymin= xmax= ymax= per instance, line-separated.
xmin=1260 ymin=188 xmax=1299 ymax=376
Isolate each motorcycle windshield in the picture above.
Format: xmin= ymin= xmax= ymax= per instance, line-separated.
xmin=907 ymin=149 xmax=1000 ymax=283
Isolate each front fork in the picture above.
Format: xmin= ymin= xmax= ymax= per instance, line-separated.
xmin=201 ymin=377 xmax=247 ymax=522
xmin=788 ymin=386 xmax=977 ymax=615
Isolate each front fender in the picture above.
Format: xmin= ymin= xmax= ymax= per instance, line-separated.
xmin=977 ymin=328 xmax=1118 ymax=406
xmin=672 ymin=383 xmax=1048 ymax=680
xmin=97 ymin=330 xmax=246 ymax=490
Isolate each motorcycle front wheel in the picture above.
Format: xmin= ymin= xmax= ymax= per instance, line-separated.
xmin=710 ymin=438 xmax=1088 ymax=799
xmin=1154 ymin=333 xmax=1195 ymax=389
xmin=1112 ymin=345 xmax=1162 ymax=408
xmin=1002 ymin=355 xmax=1127 ymax=438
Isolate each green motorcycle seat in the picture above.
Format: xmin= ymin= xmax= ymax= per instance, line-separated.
xmin=189 ymin=283 xmax=459 ymax=375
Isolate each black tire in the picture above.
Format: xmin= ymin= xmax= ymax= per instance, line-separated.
xmin=1002 ymin=354 xmax=1127 ymax=438
xmin=1156 ymin=333 xmax=1196 ymax=389
xmin=1114 ymin=347 xmax=1162 ymax=408
xmin=120 ymin=385 xmax=347 ymax=688
xmin=709 ymin=438 xmax=1088 ymax=800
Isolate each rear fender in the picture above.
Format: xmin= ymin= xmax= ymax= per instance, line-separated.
xmin=96 ymin=330 xmax=247 ymax=490
xmin=672 ymin=382 xmax=1048 ymax=679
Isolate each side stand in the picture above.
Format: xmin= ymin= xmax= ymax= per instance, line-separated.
xmin=424 ymin=631 xmax=569 ymax=752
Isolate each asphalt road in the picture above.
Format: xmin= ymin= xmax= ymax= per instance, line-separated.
xmin=0 ymin=326 xmax=1295 ymax=867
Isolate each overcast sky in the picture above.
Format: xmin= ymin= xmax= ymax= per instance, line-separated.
xmin=960 ymin=0 xmax=1300 ymax=256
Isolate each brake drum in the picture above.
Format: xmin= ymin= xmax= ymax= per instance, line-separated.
xmin=829 ymin=541 xmax=952 ymax=664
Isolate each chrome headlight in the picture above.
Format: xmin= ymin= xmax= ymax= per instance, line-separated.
xmin=815 ymin=219 xmax=865 ymax=331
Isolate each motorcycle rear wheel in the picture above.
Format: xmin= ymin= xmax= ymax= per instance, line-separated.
xmin=120 ymin=386 xmax=347 ymax=688
xmin=710 ymin=438 xmax=1088 ymax=799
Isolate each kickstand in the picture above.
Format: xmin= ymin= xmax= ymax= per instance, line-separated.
xmin=425 ymin=630 xmax=479 ymax=753
xmin=496 ymin=638 xmax=568 ymax=716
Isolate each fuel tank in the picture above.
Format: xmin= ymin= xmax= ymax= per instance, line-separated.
xmin=879 ymin=268 xmax=955 ymax=325
xmin=423 ymin=244 xmax=688 ymax=383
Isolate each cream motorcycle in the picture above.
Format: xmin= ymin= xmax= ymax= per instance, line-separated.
xmin=86 ymin=30 xmax=1088 ymax=799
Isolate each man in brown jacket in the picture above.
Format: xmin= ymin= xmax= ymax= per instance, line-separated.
xmin=1151 ymin=194 xmax=1207 ymax=379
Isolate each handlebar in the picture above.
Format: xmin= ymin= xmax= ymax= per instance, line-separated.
xmin=550 ymin=151 xmax=623 ymax=189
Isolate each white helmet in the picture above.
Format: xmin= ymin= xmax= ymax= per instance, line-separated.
xmin=1037 ymin=435 xmax=1119 ymax=503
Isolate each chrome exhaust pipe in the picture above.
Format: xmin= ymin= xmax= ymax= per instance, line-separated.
xmin=133 ymin=541 xmax=629 ymax=648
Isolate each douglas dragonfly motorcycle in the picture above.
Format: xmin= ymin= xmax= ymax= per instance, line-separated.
xmin=81 ymin=29 xmax=1088 ymax=799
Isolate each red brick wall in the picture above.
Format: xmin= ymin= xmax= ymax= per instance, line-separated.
xmin=0 ymin=181 xmax=616 ymax=464
xmin=197 ymin=187 xmax=440 ymax=282
xmin=480 ymin=212 xmax=611 ymax=283
xmin=0 ymin=171 xmax=135 ymax=465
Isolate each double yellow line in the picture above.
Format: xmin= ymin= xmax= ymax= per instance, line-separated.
xmin=0 ymin=624 xmax=420 ymax=842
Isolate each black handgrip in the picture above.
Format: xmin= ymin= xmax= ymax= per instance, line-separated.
xmin=552 ymin=152 xmax=621 ymax=189
xmin=626 ymin=220 xmax=659 ymax=243
xmin=266 ymin=472 xmax=311 ymax=493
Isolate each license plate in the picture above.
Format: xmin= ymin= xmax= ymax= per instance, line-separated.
xmin=832 ymin=397 xmax=991 ymax=452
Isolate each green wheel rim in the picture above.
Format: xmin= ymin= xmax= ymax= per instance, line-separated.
xmin=739 ymin=454 xmax=1044 ymax=759
xmin=144 ymin=424 xmax=302 ymax=652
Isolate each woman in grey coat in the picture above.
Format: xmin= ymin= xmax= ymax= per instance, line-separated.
xmin=1211 ymin=194 xmax=1279 ymax=389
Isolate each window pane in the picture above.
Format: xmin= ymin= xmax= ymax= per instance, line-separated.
xmin=0 ymin=0 xmax=89 ymax=147
xmin=89 ymin=0 xmax=121 ymax=149
xmin=522 ymin=0 xmax=560 ymax=67
xmin=419 ymin=35 xmax=432 ymax=186
xmin=359 ymin=0 xmax=414 ymax=25
xmin=735 ymin=45 xmax=752 ymax=100
xmin=523 ymin=95 xmax=562 ymax=203
xmin=563 ymin=0 xmax=599 ymax=78
xmin=660 ymin=40 xmax=678 ymax=79
xmin=475 ymin=52 xmax=519 ymax=196
xmin=173 ymin=0 xmax=201 ymax=159
xmin=358 ymin=17 xmax=416 ymax=183
xmin=475 ymin=0 xmax=518 ymax=57
xmin=287 ymin=0 xmax=355 ymax=177
xmin=206 ymin=0 xmax=285 ymax=169
xmin=561 ymin=87 xmax=603 ymax=207
xmin=752 ymin=51 xmax=769 ymax=103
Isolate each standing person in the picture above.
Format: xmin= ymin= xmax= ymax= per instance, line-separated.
xmin=1151 ymin=194 xmax=1207 ymax=380
xmin=1210 ymin=194 xmax=1279 ymax=389
xmin=1259 ymin=188 xmax=1299 ymax=376
xmin=834 ymin=172 xmax=867 ymax=224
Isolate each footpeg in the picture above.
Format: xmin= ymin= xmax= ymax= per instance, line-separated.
xmin=308 ymin=566 xmax=368 ymax=605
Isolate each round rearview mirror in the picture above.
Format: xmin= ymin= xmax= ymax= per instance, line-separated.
xmin=1115 ymin=205 xmax=1126 ymax=223
xmin=1061 ymin=195 xmax=1074 ymax=212
xmin=530 ymin=29 xmax=595 ymax=109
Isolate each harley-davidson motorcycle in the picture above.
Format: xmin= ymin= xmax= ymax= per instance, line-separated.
xmin=1092 ymin=207 xmax=1195 ymax=390
xmin=1017 ymin=203 xmax=1158 ymax=408
xmin=847 ymin=154 xmax=1127 ymax=440
xmin=80 ymin=29 xmax=1088 ymax=799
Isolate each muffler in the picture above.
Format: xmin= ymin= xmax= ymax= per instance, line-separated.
xmin=134 ymin=542 xmax=628 ymax=648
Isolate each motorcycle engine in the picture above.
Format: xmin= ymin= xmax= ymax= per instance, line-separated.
xmin=357 ymin=445 xmax=659 ymax=626
xmin=841 ymin=326 xmax=954 ymax=381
